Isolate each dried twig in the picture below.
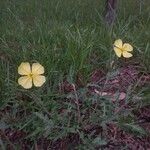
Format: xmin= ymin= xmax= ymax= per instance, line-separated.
xmin=72 ymin=84 xmax=81 ymax=124
xmin=104 ymin=0 xmax=117 ymax=25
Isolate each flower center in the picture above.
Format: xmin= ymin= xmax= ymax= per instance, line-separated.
xmin=114 ymin=45 xmax=125 ymax=52
xmin=28 ymin=73 xmax=33 ymax=78
xmin=120 ymin=48 xmax=125 ymax=52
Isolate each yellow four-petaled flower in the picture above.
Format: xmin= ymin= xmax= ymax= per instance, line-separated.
xmin=113 ymin=39 xmax=133 ymax=58
xmin=18 ymin=62 xmax=46 ymax=89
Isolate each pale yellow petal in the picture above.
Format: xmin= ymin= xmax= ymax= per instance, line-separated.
xmin=32 ymin=63 xmax=45 ymax=75
xmin=114 ymin=39 xmax=123 ymax=49
xmin=123 ymin=43 xmax=133 ymax=52
xmin=18 ymin=76 xmax=32 ymax=89
xmin=114 ymin=47 xmax=122 ymax=57
xmin=18 ymin=62 xmax=31 ymax=75
xmin=122 ymin=51 xmax=133 ymax=58
xmin=33 ymin=75 xmax=46 ymax=87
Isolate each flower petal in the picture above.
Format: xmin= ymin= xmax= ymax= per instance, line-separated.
xmin=18 ymin=62 xmax=31 ymax=75
xmin=114 ymin=47 xmax=122 ymax=57
xmin=123 ymin=43 xmax=133 ymax=52
xmin=33 ymin=75 xmax=46 ymax=87
xmin=18 ymin=76 xmax=32 ymax=89
xmin=32 ymin=63 xmax=45 ymax=75
xmin=114 ymin=39 xmax=123 ymax=49
xmin=122 ymin=51 xmax=133 ymax=58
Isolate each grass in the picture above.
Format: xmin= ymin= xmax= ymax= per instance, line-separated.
xmin=0 ymin=0 xmax=150 ymax=149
